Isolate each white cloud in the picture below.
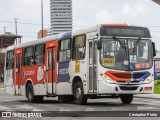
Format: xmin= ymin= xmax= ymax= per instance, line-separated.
xmin=122 ymin=4 xmax=147 ymax=18
xmin=1 ymin=0 xmax=160 ymax=50
xmin=96 ymin=10 xmax=114 ymax=24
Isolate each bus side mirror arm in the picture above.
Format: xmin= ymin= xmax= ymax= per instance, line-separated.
xmin=152 ymin=42 xmax=156 ymax=57
xmin=97 ymin=39 xmax=102 ymax=49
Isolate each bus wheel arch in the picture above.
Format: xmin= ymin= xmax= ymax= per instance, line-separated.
xmin=26 ymin=81 xmax=43 ymax=103
xmin=25 ymin=80 xmax=33 ymax=98
xmin=72 ymin=76 xmax=87 ymax=105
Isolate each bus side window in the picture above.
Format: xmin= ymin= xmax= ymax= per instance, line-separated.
xmin=35 ymin=44 xmax=45 ymax=65
xmin=59 ymin=39 xmax=71 ymax=62
xmin=72 ymin=35 xmax=86 ymax=60
xmin=6 ymin=51 xmax=14 ymax=70
xmin=23 ymin=46 xmax=34 ymax=66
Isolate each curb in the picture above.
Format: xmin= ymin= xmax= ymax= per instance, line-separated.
xmin=134 ymin=95 xmax=160 ymax=99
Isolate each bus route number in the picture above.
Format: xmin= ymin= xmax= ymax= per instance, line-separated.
xmin=102 ymin=58 xmax=115 ymax=66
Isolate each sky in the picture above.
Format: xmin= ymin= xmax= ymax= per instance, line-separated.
xmin=1 ymin=0 xmax=160 ymax=50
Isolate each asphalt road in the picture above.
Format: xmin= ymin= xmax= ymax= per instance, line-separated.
xmin=0 ymin=88 xmax=160 ymax=119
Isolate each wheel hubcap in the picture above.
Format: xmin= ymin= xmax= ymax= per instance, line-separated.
xmin=76 ymin=88 xmax=81 ymax=99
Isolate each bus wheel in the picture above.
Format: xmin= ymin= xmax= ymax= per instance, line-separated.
xmin=27 ymin=83 xmax=44 ymax=103
xmin=73 ymin=81 xmax=87 ymax=105
xmin=36 ymin=96 xmax=44 ymax=103
xmin=120 ymin=94 xmax=133 ymax=104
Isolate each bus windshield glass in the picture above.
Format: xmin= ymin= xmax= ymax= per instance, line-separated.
xmin=100 ymin=38 xmax=152 ymax=71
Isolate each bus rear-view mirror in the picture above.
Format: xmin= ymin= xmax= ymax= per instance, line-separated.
xmin=152 ymin=42 xmax=156 ymax=57
xmin=97 ymin=40 xmax=102 ymax=49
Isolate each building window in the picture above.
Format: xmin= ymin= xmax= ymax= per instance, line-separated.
xmin=23 ymin=47 xmax=34 ymax=66
xmin=6 ymin=51 xmax=14 ymax=70
xmin=59 ymin=39 xmax=71 ymax=62
xmin=35 ymin=44 xmax=45 ymax=65
xmin=72 ymin=35 xmax=86 ymax=60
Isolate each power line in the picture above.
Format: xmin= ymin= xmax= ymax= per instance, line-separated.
xmin=0 ymin=20 xmax=86 ymax=28
xmin=147 ymin=26 xmax=160 ymax=27
xmin=0 ymin=20 xmax=50 ymax=27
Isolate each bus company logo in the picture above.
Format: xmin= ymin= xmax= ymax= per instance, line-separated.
xmin=22 ymin=71 xmax=25 ymax=78
xmin=22 ymin=70 xmax=35 ymax=78
xmin=126 ymin=80 xmax=131 ymax=84
xmin=37 ymin=67 xmax=44 ymax=81
xmin=59 ymin=68 xmax=69 ymax=75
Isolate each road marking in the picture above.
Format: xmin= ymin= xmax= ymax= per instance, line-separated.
xmin=138 ymin=106 xmax=159 ymax=110
xmin=14 ymin=104 xmax=36 ymax=110
xmin=0 ymin=105 xmax=12 ymax=111
xmin=4 ymin=100 xmax=13 ymax=101
xmin=85 ymin=108 xmax=95 ymax=111
xmin=32 ymin=109 xmax=44 ymax=111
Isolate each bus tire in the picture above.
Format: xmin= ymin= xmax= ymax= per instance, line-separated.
xmin=36 ymin=96 xmax=44 ymax=103
xmin=73 ymin=81 xmax=87 ymax=105
xmin=120 ymin=94 xmax=133 ymax=104
xmin=27 ymin=83 xmax=44 ymax=103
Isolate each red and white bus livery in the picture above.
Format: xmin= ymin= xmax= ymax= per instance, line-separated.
xmin=4 ymin=24 xmax=156 ymax=104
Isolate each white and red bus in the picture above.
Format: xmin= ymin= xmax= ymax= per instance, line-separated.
xmin=4 ymin=24 xmax=156 ymax=105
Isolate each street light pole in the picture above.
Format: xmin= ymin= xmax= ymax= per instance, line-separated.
xmin=41 ymin=0 xmax=44 ymax=38
xmin=14 ymin=18 xmax=18 ymax=44
xmin=2 ymin=27 xmax=7 ymax=34
xmin=14 ymin=18 xmax=18 ymax=35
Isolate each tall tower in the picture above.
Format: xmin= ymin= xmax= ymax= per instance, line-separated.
xmin=50 ymin=0 xmax=72 ymax=35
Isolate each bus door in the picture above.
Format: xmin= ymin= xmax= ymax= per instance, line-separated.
xmin=15 ymin=54 xmax=21 ymax=95
xmin=88 ymin=40 xmax=97 ymax=93
xmin=46 ymin=47 xmax=56 ymax=94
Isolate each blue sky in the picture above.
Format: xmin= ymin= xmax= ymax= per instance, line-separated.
xmin=0 ymin=0 xmax=160 ymax=50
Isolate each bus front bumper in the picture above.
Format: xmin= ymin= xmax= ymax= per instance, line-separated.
xmin=98 ymin=80 xmax=154 ymax=94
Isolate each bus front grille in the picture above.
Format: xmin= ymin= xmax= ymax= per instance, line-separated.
xmin=119 ymin=86 xmax=138 ymax=91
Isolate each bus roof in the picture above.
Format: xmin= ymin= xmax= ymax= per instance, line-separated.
xmin=14 ymin=34 xmax=59 ymax=49
xmin=6 ymin=45 xmax=15 ymax=51
xmin=101 ymin=24 xmax=128 ymax=27
xmin=72 ymin=24 xmax=129 ymax=36
xmin=6 ymin=24 xmax=150 ymax=51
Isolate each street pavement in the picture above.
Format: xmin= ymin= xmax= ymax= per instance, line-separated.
xmin=0 ymin=89 xmax=160 ymax=119
xmin=135 ymin=94 xmax=160 ymax=99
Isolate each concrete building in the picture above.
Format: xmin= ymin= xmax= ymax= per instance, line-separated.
xmin=0 ymin=32 xmax=22 ymax=82
xmin=50 ymin=0 xmax=72 ymax=35
xmin=37 ymin=29 xmax=51 ymax=39
xmin=37 ymin=29 xmax=48 ymax=38
xmin=153 ymin=0 xmax=160 ymax=5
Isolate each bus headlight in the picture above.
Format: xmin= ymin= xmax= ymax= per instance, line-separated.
xmin=102 ymin=74 xmax=117 ymax=84
xmin=143 ymin=75 xmax=153 ymax=84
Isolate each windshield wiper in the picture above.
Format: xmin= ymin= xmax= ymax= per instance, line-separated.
xmin=133 ymin=38 xmax=141 ymax=56
xmin=113 ymin=36 xmax=127 ymax=54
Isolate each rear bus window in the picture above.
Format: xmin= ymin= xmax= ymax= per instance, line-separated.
xmin=6 ymin=51 xmax=14 ymax=70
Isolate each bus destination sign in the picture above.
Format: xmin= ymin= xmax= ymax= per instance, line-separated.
xmin=100 ymin=26 xmax=151 ymax=38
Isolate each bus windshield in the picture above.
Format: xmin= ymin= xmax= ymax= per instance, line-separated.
xmin=100 ymin=38 xmax=152 ymax=71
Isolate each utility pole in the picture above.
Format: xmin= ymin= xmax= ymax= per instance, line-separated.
xmin=14 ymin=18 xmax=18 ymax=44
xmin=41 ymin=0 xmax=44 ymax=38
xmin=2 ymin=27 xmax=7 ymax=34
xmin=14 ymin=18 xmax=18 ymax=35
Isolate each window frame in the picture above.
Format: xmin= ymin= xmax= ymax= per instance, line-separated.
xmin=23 ymin=46 xmax=34 ymax=66
xmin=58 ymin=38 xmax=71 ymax=62
xmin=6 ymin=51 xmax=14 ymax=70
xmin=34 ymin=44 xmax=45 ymax=66
xmin=72 ymin=34 xmax=86 ymax=60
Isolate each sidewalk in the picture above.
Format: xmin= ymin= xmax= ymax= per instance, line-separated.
xmin=0 ymin=82 xmax=4 ymax=89
xmin=135 ymin=94 xmax=160 ymax=99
